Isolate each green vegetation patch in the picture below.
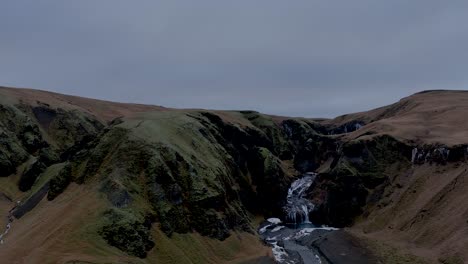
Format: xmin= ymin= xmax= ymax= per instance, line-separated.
xmin=99 ymin=209 xmax=155 ymax=258
xmin=48 ymin=163 xmax=72 ymax=200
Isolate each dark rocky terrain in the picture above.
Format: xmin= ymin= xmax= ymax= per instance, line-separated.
xmin=0 ymin=86 xmax=467 ymax=263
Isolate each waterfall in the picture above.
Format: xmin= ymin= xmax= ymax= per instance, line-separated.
xmin=411 ymin=148 xmax=418 ymax=163
xmin=284 ymin=173 xmax=316 ymax=224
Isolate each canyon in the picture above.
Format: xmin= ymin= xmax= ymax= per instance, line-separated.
xmin=0 ymin=87 xmax=467 ymax=263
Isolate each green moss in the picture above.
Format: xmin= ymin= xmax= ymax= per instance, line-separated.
xmin=158 ymin=205 xmax=191 ymax=236
xmin=240 ymin=111 xmax=292 ymax=157
xmin=75 ymin=127 xmax=129 ymax=183
xmin=99 ymin=209 xmax=155 ymax=258
xmin=31 ymin=106 xmax=104 ymax=150
xmin=48 ymin=163 xmax=72 ymax=200
xmin=332 ymin=158 xmax=359 ymax=176
xmin=0 ymin=129 xmax=29 ymax=176
xmin=336 ymin=135 xmax=411 ymax=187
xmin=29 ymin=163 xmax=66 ymax=194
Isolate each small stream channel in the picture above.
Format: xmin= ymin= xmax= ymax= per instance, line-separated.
xmin=0 ymin=200 xmax=20 ymax=245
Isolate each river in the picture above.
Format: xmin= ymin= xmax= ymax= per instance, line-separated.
xmin=259 ymin=173 xmax=338 ymax=264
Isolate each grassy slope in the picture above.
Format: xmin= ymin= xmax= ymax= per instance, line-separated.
xmin=150 ymin=229 xmax=272 ymax=264
xmin=322 ymin=90 xmax=468 ymax=146
xmin=351 ymin=163 xmax=468 ymax=263
xmin=0 ymin=182 xmax=270 ymax=264
xmin=0 ymin=86 xmax=165 ymax=123
xmin=311 ymin=91 xmax=468 ymax=263
xmin=0 ymin=91 xmax=287 ymax=263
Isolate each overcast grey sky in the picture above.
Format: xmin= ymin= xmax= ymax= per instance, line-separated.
xmin=1 ymin=1 xmax=467 ymax=117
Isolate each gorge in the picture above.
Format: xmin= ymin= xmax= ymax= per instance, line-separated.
xmin=0 ymin=87 xmax=467 ymax=263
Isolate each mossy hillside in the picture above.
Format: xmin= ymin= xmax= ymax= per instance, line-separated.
xmin=1 ymin=98 xmax=419 ymax=258
xmin=281 ymin=118 xmax=323 ymax=143
xmin=121 ymin=112 xmax=255 ymax=236
xmin=3 ymin=101 xmax=104 ymax=156
xmin=277 ymin=118 xmax=343 ymax=173
xmin=0 ymin=99 xmax=319 ymax=258
xmin=310 ymin=135 xmax=413 ymax=227
xmin=48 ymin=163 xmax=73 ymax=200
xmin=16 ymin=146 xmax=60 ymax=192
xmin=47 ymin=112 xmax=228 ymax=254
xmin=0 ymin=159 xmax=33 ymax=199
xmin=43 ymin=110 xmax=302 ymax=257
xmin=0 ymin=130 xmax=29 ymax=176
xmin=338 ymin=135 xmax=412 ymax=187
xmin=29 ymin=105 xmax=104 ymax=151
xmin=0 ymin=104 xmax=49 ymax=152
xmin=0 ymin=104 xmax=39 ymax=176
xmin=193 ymin=111 xmax=273 ymax=164
xmin=65 ymin=194 xmax=152 ymax=263
xmin=99 ymin=209 xmax=155 ymax=258
xmin=29 ymin=162 xmax=66 ymax=196
xmin=0 ymin=101 xmax=104 ymax=187
xmin=121 ymin=112 xmax=234 ymax=197
xmin=292 ymin=133 xmax=338 ymax=173
xmin=72 ymin=127 xmax=130 ymax=184
xmin=190 ymin=111 xmax=298 ymax=214
xmin=238 ymin=111 xmax=292 ymax=159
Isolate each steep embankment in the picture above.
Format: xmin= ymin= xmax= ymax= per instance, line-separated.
xmin=308 ymin=90 xmax=468 ymax=263
xmin=0 ymin=86 xmax=467 ymax=263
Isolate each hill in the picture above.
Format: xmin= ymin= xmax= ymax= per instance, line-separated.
xmin=324 ymin=90 xmax=468 ymax=145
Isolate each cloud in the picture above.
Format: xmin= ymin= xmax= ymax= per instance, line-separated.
xmin=1 ymin=0 xmax=467 ymax=117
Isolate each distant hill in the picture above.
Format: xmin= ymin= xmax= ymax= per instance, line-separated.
xmin=323 ymin=90 xmax=468 ymax=145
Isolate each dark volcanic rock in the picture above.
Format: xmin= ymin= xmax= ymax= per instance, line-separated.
xmin=0 ymin=131 xmax=29 ymax=177
xmin=12 ymin=183 xmax=50 ymax=219
xmin=100 ymin=179 xmax=132 ymax=208
xmin=47 ymin=164 xmax=72 ymax=200
xmin=18 ymin=159 xmax=47 ymax=191
xmin=18 ymin=119 xmax=48 ymax=153
xmin=247 ymin=147 xmax=290 ymax=217
xmin=310 ymin=173 xmax=369 ymax=227
xmin=308 ymin=135 xmax=412 ymax=227
xmin=303 ymin=230 xmax=378 ymax=264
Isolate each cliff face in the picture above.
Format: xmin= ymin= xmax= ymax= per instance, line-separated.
xmin=0 ymin=87 xmax=467 ymax=263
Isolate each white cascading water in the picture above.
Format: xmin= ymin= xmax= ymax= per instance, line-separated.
xmin=261 ymin=173 xmax=339 ymax=264
xmin=284 ymin=173 xmax=316 ymax=224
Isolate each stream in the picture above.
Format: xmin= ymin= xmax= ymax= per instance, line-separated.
xmin=0 ymin=200 xmax=19 ymax=245
xmin=259 ymin=173 xmax=338 ymax=264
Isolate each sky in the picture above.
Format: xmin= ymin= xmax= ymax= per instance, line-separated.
xmin=1 ymin=1 xmax=468 ymax=117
